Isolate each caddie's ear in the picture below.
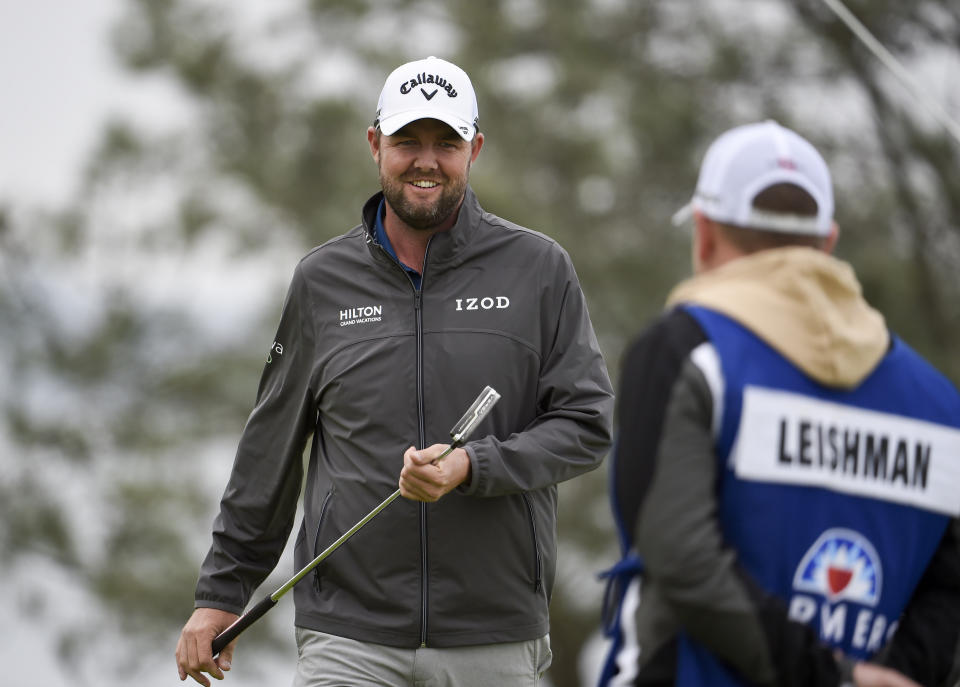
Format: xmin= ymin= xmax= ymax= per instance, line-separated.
xmin=822 ymin=221 xmax=839 ymax=255
xmin=367 ymin=126 xmax=381 ymax=163
xmin=692 ymin=210 xmax=717 ymax=274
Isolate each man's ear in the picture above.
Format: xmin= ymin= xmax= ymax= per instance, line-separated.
xmin=822 ymin=221 xmax=839 ymax=254
xmin=693 ymin=210 xmax=716 ymax=272
xmin=469 ymin=132 xmax=484 ymax=164
xmin=367 ymin=126 xmax=380 ymax=164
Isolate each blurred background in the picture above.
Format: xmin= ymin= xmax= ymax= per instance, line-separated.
xmin=1 ymin=1 xmax=958 ymax=685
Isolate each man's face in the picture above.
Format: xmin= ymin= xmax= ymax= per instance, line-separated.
xmin=369 ymin=118 xmax=482 ymax=231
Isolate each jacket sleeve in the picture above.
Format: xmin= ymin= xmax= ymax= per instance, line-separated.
xmin=877 ymin=516 xmax=960 ymax=686
xmin=463 ymin=246 xmax=614 ymax=497
xmin=195 ymin=262 xmax=318 ymax=614
xmin=621 ymin=309 xmax=848 ymax=686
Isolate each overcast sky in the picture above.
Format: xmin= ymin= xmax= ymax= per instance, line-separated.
xmin=0 ymin=0 xmax=186 ymax=208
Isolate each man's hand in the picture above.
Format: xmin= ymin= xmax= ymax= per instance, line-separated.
xmin=853 ymin=662 xmax=923 ymax=687
xmin=176 ymin=607 xmax=240 ymax=686
xmin=399 ymin=444 xmax=471 ymax=502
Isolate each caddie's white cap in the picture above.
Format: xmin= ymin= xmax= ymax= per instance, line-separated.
xmin=374 ymin=56 xmax=479 ymax=141
xmin=672 ymin=120 xmax=834 ymax=236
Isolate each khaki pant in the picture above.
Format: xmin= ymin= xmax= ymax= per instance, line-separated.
xmin=293 ymin=628 xmax=552 ymax=687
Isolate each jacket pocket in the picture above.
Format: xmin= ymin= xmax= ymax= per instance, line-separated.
xmin=521 ymin=493 xmax=543 ymax=592
xmin=312 ymin=488 xmax=335 ymax=594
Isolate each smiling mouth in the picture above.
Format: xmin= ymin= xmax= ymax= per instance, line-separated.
xmin=409 ymin=180 xmax=440 ymax=189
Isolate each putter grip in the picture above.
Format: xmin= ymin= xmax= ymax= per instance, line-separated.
xmin=212 ymin=596 xmax=276 ymax=656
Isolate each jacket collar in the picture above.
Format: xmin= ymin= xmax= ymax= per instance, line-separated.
xmin=361 ymin=186 xmax=483 ymax=269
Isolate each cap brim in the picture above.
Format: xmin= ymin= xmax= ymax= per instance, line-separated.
xmin=378 ymin=109 xmax=475 ymax=141
xmin=671 ymin=202 xmax=694 ymax=227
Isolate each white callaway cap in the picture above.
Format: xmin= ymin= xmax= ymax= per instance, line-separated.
xmin=672 ymin=120 xmax=834 ymax=236
xmin=374 ymin=56 xmax=479 ymax=142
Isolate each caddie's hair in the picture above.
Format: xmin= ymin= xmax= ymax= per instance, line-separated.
xmin=717 ymin=182 xmax=828 ymax=252
xmin=753 ymin=182 xmax=819 ymax=217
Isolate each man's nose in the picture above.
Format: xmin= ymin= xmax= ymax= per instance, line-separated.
xmin=413 ymin=146 xmax=440 ymax=170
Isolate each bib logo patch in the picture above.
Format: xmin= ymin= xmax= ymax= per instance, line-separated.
xmin=793 ymin=528 xmax=881 ymax=605
xmin=788 ymin=528 xmax=895 ymax=651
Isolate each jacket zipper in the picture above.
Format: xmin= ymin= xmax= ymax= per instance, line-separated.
xmin=371 ymin=232 xmax=431 ymax=646
xmin=415 ymin=245 xmax=430 ymax=647
xmin=521 ymin=493 xmax=543 ymax=592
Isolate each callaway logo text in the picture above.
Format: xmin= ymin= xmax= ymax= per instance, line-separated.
xmin=400 ymin=72 xmax=458 ymax=98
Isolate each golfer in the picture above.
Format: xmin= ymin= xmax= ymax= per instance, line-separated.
xmin=599 ymin=121 xmax=960 ymax=686
xmin=176 ymin=56 xmax=614 ymax=687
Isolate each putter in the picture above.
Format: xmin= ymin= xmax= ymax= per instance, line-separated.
xmin=211 ymin=385 xmax=501 ymax=655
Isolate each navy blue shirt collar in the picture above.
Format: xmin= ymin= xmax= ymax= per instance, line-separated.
xmin=374 ymin=199 xmax=422 ymax=289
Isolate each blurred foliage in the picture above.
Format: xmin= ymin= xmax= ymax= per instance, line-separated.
xmin=1 ymin=1 xmax=958 ymax=685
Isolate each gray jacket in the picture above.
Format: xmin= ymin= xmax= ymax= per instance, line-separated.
xmin=195 ymin=187 xmax=614 ymax=648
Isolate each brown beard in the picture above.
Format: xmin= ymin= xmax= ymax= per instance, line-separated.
xmin=379 ymin=166 xmax=469 ymax=231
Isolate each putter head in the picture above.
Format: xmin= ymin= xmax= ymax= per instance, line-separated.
xmin=450 ymin=386 xmax=500 ymax=445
